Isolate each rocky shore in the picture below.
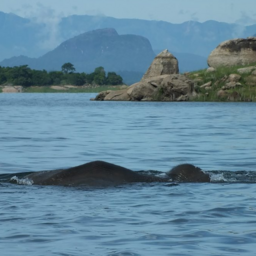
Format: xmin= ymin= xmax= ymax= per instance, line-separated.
xmin=188 ymin=64 xmax=256 ymax=101
xmin=2 ymin=37 xmax=256 ymax=101
xmin=93 ymin=50 xmax=196 ymax=101
xmin=93 ymin=37 xmax=256 ymax=102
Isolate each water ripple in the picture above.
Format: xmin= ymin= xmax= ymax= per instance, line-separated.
xmin=1 ymin=94 xmax=256 ymax=255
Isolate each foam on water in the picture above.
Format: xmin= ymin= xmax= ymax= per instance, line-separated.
xmin=209 ymin=172 xmax=227 ymax=182
xmin=2 ymin=169 xmax=256 ymax=186
xmin=10 ymin=176 xmax=34 ymax=185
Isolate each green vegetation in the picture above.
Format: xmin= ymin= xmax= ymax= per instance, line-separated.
xmin=61 ymin=62 xmax=76 ymax=74
xmin=22 ymin=85 xmax=127 ymax=93
xmin=0 ymin=63 xmax=123 ymax=88
xmin=153 ymin=87 xmax=166 ymax=101
xmin=188 ymin=63 xmax=256 ymax=102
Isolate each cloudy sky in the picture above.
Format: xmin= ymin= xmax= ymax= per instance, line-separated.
xmin=1 ymin=0 xmax=256 ymax=25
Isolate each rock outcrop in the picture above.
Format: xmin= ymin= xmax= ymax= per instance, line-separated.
xmin=93 ymin=50 xmax=195 ymax=101
xmin=208 ymin=37 xmax=256 ymax=68
xmin=142 ymin=49 xmax=179 ymax=79
xmin=1 ymin=86 xmax=23 ymax=93
xmin=237 ymin=66 xmax=256 ymax=74
xmin=95 ymin=74 xmax=195 ymax=101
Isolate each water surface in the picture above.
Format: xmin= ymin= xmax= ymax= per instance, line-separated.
xmin=0 ymin=93 xmax=256 ymax=255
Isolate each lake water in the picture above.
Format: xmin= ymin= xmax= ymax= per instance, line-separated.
xmin=1 ymin=93 xmax=256 ymax=255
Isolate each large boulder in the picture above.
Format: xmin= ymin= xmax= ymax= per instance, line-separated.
xmin=142 ymin=49 xmax=179 ymax=79
xmin=95 ymin=89 xmax=130 ymax=101
xmin=94 ymin=74 xmax=195 ymax=101
xmin=208 ymin=37 xmax=256 ymax=68
xmin=129 ymin=74 xmax=194 ymax=101
xmin=93 ymin=50 xmax=195 ymax=101
xmin=2 ymin=86 xmax=23 ymax=93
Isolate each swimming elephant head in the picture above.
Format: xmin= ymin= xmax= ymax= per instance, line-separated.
xmin=167 ymin=164 xmax=210 ymax=182
xmin=20 ymin=161 xmax=210 ymax=187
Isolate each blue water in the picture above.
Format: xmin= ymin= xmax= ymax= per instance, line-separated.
xmin=1 ymin=93 xmax=256 ymax=255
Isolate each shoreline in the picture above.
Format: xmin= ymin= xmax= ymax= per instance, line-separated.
xmin=1 ymin=63 xmax=256 ymax=102
xmin=0 ymin=84 xmax=128 ymax=94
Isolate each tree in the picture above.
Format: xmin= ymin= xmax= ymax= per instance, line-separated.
xmin=0 ymin=73 xmax=7 ymax=84
xmin=67 ymin=73 xmax=86 ymax=86
xmin=49 ymin=71 xmax=64 ymax=85
xmin=61 ymin=62 xmax=76 ymax=74
xmin=10 ymin=65 xmax=33 ymax=87
xmin=85 ymin=73 xmax=94 ymax=84
xmin=31 ymin=70 xmax=51 ymax=85
xmin=0 ymin=66 xmax=7 ymax=84
xmin=93 ymin=66 xmax=106 ymax=85
xmin=106 ymin=72 xmax=123 ymax=85
xmin=0 ymin=64 xmax=124 ymax=87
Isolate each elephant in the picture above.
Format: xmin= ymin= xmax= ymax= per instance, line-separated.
xmin=22 ymin=161 xmax=210 ymax=186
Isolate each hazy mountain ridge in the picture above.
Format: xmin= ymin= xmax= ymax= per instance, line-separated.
xmin=59 ymin=16 xmax=256 ymax=57
xmin=0 ymin=28 xmax=156 ymax=84
xmin=1 ymin=12 xmax=255 ymax=61
xmin=0 ymin=11 xmax=46 ymax=59
xmin=0 ymin=12 xmax=256 ymax=83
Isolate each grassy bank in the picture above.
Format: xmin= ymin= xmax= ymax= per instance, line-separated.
xmin=188 ymin=63 xmax=256 ymax=102
xmin=22 ymin=85 xmax=128 ymax=93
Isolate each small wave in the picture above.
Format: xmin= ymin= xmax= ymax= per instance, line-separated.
xmin=1 ymin=170 xmax=256 ymax=185
xmin=209 ymin=173 xmax=227 ymax=183
xmin=10 ymin=176 xmax=34 ymax=185
xmin=207 ymin=171 xmax=256 ymax=183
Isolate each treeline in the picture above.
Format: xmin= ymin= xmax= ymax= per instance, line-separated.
xmin=0 ymin=63 xmax=123 ymax=87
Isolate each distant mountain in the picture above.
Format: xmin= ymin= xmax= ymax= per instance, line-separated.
xmin=0 ymin=11 xmax=45 ymax=60
xmin=58 ymin=16 xmax=256 ymax=57
xmin=1 ymin=12 xmax=256 ymax=62
xmin=1 ymin=11 xmax=256 ymax=83
xmin=174 ymin=52 xmax=207 ymax=73
xmin=0 ymin=28 xmax=156 ymax=84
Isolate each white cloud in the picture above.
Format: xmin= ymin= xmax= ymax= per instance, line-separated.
xmin=28 ymin=4 xmax=63 ymax=51
xmin=1 ymin=0 xmax=256 ymax=25
xmin=191 ymin=12 xmax=199 ymax=22
xmin=235 ymin=11 xmax=256 ymax=26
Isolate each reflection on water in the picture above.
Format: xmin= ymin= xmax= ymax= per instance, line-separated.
xmin=1 ymin=93 xmax=256 ymax=255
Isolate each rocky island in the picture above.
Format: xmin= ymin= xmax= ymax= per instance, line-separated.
xmin=93 ymin=37 xmax=256 ymax=102
xmin=93 ymin=49 xmax=196 ymax=101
